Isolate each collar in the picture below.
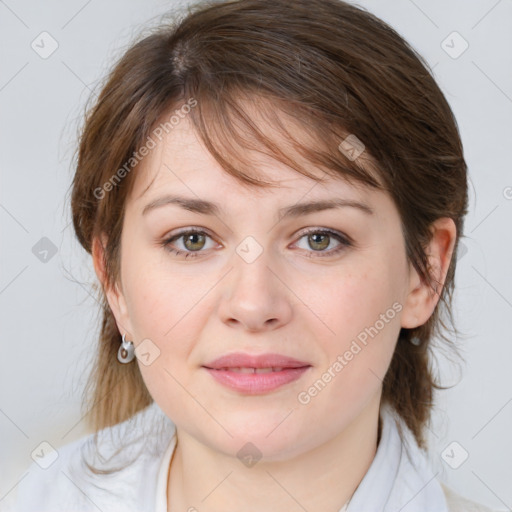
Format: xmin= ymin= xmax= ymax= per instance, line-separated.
xmin=346 ymin=402 xmax=449 ymax=511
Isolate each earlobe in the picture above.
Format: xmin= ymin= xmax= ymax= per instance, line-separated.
xmin=400 ymin=217 xmax=457 ymax=330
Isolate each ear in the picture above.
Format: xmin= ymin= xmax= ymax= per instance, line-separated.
xmin=91 ymin=234 xmax=134 ymax=337
xmin=400 ymin=217 xmax=457 ymax=329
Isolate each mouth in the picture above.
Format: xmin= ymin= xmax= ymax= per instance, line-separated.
xmin=202 ymin=352 xmax=312 ymax=394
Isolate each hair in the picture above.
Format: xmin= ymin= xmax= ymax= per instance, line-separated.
xmin=70 ymin=0 xmax=468 ymax=461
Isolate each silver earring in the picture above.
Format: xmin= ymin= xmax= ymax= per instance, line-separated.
xmin=118 ymin=333 xmax=135 ymax=363
xmin=410 ymin=335 xmax=421 ymax=346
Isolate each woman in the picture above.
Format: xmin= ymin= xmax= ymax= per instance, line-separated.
xmin=3 ymin=0 xmax=498 ymax=510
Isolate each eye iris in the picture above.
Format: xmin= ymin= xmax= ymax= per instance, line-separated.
xmin=184 ymin=233 xmax=206 ymax=251
xmin=309 ymin=233 xmax=330 ymax=251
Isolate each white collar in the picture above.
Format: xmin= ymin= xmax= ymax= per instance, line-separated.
xmin=347 ymin=402 xmax=448 ymax=511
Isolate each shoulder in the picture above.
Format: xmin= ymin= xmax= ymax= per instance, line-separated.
xmin=441 ymin=482 xmax=499 ymax=512
xmin=2 ymin=403 xmax=175 ymax=512
xmin=2 ymin=435 xmax=100 ymax=512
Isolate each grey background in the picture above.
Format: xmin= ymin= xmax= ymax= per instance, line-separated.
xmin=1 ymin=0 xmax=511 ymax=510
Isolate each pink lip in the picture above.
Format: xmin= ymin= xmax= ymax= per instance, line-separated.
xmin=202 ymin=352 xmax=311 ymax=395
xmin=203 ymin=352 xmax=310 ymax=369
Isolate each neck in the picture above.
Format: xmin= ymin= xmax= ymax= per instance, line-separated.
xmin=167 ymin=396 xmax=382 ymax=512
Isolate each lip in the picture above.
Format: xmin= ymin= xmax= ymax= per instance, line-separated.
xmin=203 ymin=352 xmax=310 ymax=370
xmin=202 ymin=352 xmax=312 ymax=395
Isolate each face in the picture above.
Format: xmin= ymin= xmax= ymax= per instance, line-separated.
xmin=99 ymin=107 xmax=438 ymax=462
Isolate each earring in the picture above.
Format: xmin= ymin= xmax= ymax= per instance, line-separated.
xmin=410 ymin=335 xmax=422 ymax=346
xmin=117 ymin=333 xmax=135 ymax=363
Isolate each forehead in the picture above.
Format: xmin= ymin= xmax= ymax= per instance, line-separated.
xmin=129 ymin=108 xmax=378 ymax=209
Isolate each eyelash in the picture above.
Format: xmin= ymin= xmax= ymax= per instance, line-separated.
xmin=160 ymin=227 xmax=352 ymax=259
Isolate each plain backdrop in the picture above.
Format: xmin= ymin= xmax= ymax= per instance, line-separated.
xmin=1 ymin=0 xmax=511 ymax=510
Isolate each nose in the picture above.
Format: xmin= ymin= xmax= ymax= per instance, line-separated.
xmin=217 ymin=247 xmax=293 ymax=332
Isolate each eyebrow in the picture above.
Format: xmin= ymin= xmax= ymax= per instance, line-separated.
xmin=141 ymin=194 xmax=374 ymax=219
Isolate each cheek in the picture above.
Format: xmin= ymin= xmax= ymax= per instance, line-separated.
xmin=121 ymin=242 xmax=199 ymax=336
xmin=124 ymin=265 xmax=208 ymax=412
xmin=297 ymin=271 xmax=401 ymax=418
xmin=314 ymin=266 xmax=401 ymax=341
xmin=127 ymin=275 xmax=205 ymax=350
xmin=122 ymin=252 xmax=217 ymax=381
xmin=308 ymin=260 xmax=404 ymax=390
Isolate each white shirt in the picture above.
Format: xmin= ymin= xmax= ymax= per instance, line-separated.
xmin=1 ymin=401 xmax=495 ymax=511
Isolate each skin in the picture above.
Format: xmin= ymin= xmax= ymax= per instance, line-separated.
xmin=92 ymin=106 xmax=456 ymax=512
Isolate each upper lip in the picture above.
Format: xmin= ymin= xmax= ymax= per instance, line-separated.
xmin=203 ymin=352 xmax=311 ymax=369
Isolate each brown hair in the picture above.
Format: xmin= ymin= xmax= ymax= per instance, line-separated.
xmin=71 ymin=0 xmax=468 ymax=454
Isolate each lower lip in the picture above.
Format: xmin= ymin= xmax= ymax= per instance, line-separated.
xmin=203 ymin=367 xmax=311 ymax=394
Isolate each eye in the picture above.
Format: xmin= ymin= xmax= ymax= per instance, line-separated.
xmin=161 ymin=228 xmax=217 ymax=259
xmin=293 ymin=228 xmax=352 ymax=257
xmin=161 ymin=227 xmax=352 ymax=259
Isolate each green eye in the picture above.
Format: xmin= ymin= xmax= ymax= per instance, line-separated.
xmin=294 ymin=229 xmax=351 ymax=257
xmin=182 ymin=232 xmax=207 ymax=251
xmin=162 ymin=228 xmax=352 ymax=259
xmin=162 ymin=228 xmax=213 ymax=259
xmin=307 ymin=232 xmax=331 ymax=251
